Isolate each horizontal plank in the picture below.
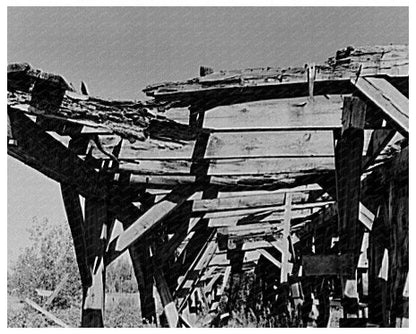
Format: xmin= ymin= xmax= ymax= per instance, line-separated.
xmin=191 ymin=190 xmax=318 ymax=213
xmin=242 ymin=240 xmax=272 ymax=251
xmin=206 ymin=130 xmax=334 ymax=158
xmin=145 ymin=45 xmax=408 ymax=107
xmin=119 ymin=170 xmax=335 ymax=191
xmin=202 ymin=201 xmax=330 ymax=220
xmin=202 ymin=96 xmax=343 ymax=129
xmin=208 ymin=157 xmax=335 ymax=176
xmin=116 ymin=156 xmax=335 ymax=176
xmin=218 ymin=223 xmax=284 ymax=238
xmin=208 ymin=210 xmax=313 ymax=228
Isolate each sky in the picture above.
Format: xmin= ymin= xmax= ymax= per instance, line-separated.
xmin=7 ymin=6 xmax=409 ymax=264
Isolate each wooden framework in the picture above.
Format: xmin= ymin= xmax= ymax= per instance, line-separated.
xmin=8 ymin=44 xmax=408 ymax=327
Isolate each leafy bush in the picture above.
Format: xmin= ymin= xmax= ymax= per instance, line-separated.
xmin=8 ymin=217 xmax=82 ymax=306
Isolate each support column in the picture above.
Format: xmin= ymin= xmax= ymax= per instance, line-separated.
xmin=335 ymin=96 xmax=366 ymax=322
xmin=81 ymin=197 xmax=109 ymax=327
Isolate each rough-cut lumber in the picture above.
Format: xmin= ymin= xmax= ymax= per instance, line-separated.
xmin=205 ymin=130 xmax=334 ymax=158
xmin=8 ymin=108 xmax=107 ymax=199
xmin=354 ymin=77 xmax=408 ymax=136
xmin=82 ymin=197 xmax=108 ymax=328
xmin=279 ymin=193 xmax=292 ymax=283
xmin=106 ymin=186 xmax=195 ymax=264
xmin=336 ymin=97 xmax=366 ymax=257
xmin=25 ymin=298 xmax=70 ymax=328
xmin=115 ymin=157 xmax=335 ymax=177
xmin=242 ymin=240 xmax=273 ymax=251
xmin=144 ymin=45 xmax=408 ymax=109
xmin=152 ymin=264 xmax=179 ymax=328
xmin=257 ymin=249 xmax=281 ymax=269
xmin=121 ymin=171 xmax=335 ymax=191
xmin=8 ymin=63 xmax=198 ymax=145
xmin=60 ymin=185 xmax=91 ymax=287
xmin=336 ymin=96 xmax=366 ymax=318
xmin=190 ymin=190 xmax=322 ymax=213
xmin=362 ymin=129 xmax=396 ymax=170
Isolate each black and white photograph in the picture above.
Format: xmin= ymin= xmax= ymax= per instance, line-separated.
xmin=6 ymin=4 xmax=409 ymax=328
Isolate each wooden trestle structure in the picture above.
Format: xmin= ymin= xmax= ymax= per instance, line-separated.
xmin=7 ymin=44 xmax=408 ymax=327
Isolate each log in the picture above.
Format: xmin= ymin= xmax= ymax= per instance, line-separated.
xmin=25 ymin=298 xmax=70 ymax=328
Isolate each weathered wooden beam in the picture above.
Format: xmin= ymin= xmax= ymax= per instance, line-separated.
xmin=60 ymin=185 xmax=91 ymax=289
xmin=106 ymin=186 xmax=195 ymax=264
xmin=242 ymin=240 xmax=273 ymax=251
xmin=25 ymin=298 xmax=70 ymax=328
xmin=216 ymin=266 xmax=231 ymax=298
xmin=336 ymin=96 xmax=366 ymax=257
xmin=354 ymin=77 xmax=408 ymax=136
xmin=335 ymin=96 xmax=367 ymax=318
xmin=175 ymin=236 xmax=218 ymax=311
xmin=362 ymin=128 xmax=396 ymax=170
xmin=118 ymin=170 xmax=334 ymax=191
xmin=257 ymin=248 xmax=282 ymax=269
xmin=128 ymin=241 xmax=156 ymax=323
xmin=8 ymin=108 xmax=106 ymax=199
xmin=145 ymin=45 xmax=408 ymax=107
xmin=81 ymin=198 xmax=108 ymax=327
xmin=152 ymin=261 xmax=179 ymax=328
xmin=114 ymin=156 xmax=335 ymax=176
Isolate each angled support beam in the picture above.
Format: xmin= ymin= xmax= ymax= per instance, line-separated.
xmin=354 ymin=77 xmax=408 ymax=136
xmin=106 ymin=185 xmax=195 ymax=264
xmin=152 ymin=255 xmax=179 ymax=328
xmin=128 ymin=241 xmax=156 ymax=323
xmin=257 ymin=248 xmax=281 ymax=269
xmin=7 ymin=108 xmax=106 ymax=199
xmin=175 ymin=236 xmax=218 ymax=311
xmin=362 ymin=128 xmax=396 ymax=170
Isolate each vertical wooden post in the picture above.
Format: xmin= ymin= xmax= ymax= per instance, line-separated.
xmin=152 ymin=244 xmax=180 ymax=328
xmin=129 ymin=242 xmax=157 ymax=324
xmin=335 ymin=96 xmax=366 ymax=321
xmin=60 ymin=184 xmax=91 ymax=291
xmin=81 ymin=197 xmax=108 ymax=327
xmin=281 ymin=192 xmax=292 ymax=283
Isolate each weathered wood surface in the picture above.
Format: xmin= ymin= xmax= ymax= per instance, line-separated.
xmin=106 ymin=186 xmax=195 ymax=264
xmin=167 ymin=95 xmax=344 ymax=128
xmin=144 ymin=45 xmax=408 ymax=108
xmin=354 ymin=77 xmax=408 ymax=136
xmin=8 ymin=63 xmax=197 ymax=145
xmin=8 ymin=109 xmax=107 ymax=199
xmin=25 ymin=298 xmax=70 ymax=328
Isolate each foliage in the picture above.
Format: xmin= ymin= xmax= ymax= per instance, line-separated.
xmin=8 ymin=217 xmax=82 ymax=306
xmin=7 ymin=217 xmax=143 ymax=327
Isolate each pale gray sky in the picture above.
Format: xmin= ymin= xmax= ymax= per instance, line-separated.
xmin=7 ymin=6 xmax=408 ymax=263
